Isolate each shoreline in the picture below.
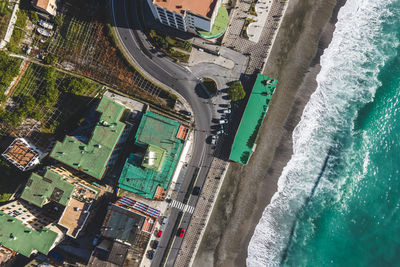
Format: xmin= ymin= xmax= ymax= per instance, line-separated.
xmin=193 ymin=0 xmax=346 ymax=266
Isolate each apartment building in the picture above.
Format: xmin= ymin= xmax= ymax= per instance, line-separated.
xmin=147 ymin=0 xmax=222 ymax=33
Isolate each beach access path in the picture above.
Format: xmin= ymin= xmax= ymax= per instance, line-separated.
xmin=193 ymin=0 xmax=346 ymax=266
xmin=222 ymin=0 xmax=287 ymax=75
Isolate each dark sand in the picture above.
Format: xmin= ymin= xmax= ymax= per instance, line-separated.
xmin=193 ymin=0 xmax=346 ymax=266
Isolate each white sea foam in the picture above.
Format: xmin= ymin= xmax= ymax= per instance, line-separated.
xmin=246 ymin=0 xmax=399 ymax=266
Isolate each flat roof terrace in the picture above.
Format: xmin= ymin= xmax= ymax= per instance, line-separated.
xmin=153 ymin=0 xmax=218 ymax=19
xmin=118 ymin=112 xmax=185 ymax=199
xmin=0 ymin=212 xmax=58 ymax=257
xmin=50 ymin=96 xmax=126 ymax=180
xmin=229 ymin=74 xmax=278 ymax=165
xmin=21 ymin=170 xmax=75 ymax=208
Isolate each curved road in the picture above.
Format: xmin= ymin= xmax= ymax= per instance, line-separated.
xmin=111 ymin=0 xmax=216 ymax=266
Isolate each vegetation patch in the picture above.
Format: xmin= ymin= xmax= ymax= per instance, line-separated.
xmin=149 ymin=29 xmax=191 ymax=62
xmin=227 ymin=81 xmax=246 ymax=101
xmin=241 ymin=18 xmax=255 ymax=39
xmin=202 ymin=77 xmax=218 ymax=95
xmin=7 ymin=9 xmax=28 ymax=53
xmin=0 ymin=63 xmax=103 ymax=138
xmin=249 ymin=1 xmax=258 ymax=16
xmin=0 ymin=158 xmax=29 ymax=202
xmin=0 ymin=0 xmax=13 ymax=40
xmin=0 ymin=51 xmax=21 ymax=103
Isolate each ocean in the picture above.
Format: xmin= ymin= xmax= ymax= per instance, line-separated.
xmin=247 ymin=0 xmax=400 ymax=266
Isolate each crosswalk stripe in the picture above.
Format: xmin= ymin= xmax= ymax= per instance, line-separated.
xmin=169 ymin=200 xmax=195 ymax=214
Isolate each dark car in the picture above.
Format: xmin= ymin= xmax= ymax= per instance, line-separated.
xmin=151 ymin=240 xmax=159 ymax=249
xmin=192 ymin=186 xmax=201 ymax=196
xmin=147 ymin=250 xmax=154 ymax=260
xmin=179 ymin=110 xmax=191 ymax=116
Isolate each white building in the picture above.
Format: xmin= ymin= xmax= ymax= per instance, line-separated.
xmin=147 ymin=0 xmax=222 ymax=33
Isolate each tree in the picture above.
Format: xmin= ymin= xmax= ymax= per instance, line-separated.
xmin=54 ymin=14 xmax=63 ymax=27
xmin=45 ymin=54 xmax=58 ymax=66
xmin=227 ymin=81 xmax=246 ymax=101
xmin=29 ymin=10 xmax=39 ymax=23
xmin=65 ymin=77 xmax=95 ymax=95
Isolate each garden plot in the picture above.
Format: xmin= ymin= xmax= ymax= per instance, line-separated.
xmin=0 ymin=0 xmax=14 ymax=40
xmin=40 ymin=0 xmax=174 ymax=108
xmin=2 ymin=63 xmax=104 ymax=150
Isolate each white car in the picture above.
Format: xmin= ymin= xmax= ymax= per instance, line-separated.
xmin=211 ymin=135 xmax=217 ymax=145
xmin=222 ymin=109 xmax=231 ymax=114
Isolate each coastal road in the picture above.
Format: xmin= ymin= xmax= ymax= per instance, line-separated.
xmin=111 ymin=0 xmax=217 ymax=265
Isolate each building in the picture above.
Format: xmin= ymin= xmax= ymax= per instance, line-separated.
xmin=147 ymin=0 xmax=229 ymax=39
xmin=50 ymin=96 xmax=126 ymax=180
xmin=0 ymin=167 xmax=103 ymax=258
xmin=229 ymin=74 xmax=278 ymax=164
xmin=89 ymin=197 xmax=160 ymax=266
xmin=2 ymin=138 xmax=43 ymax=171
xmin=31 ymin=0 xmax=57 ymax=16
xmin=118 ymin=111 xmax=189 ymax=199
xmin=22 ymin=167 xmax=102 ymax=238
xmin=0 ymin=245 xmax=16 ymax=264
xmin=0 ymin=199 xmax=64 ymax=257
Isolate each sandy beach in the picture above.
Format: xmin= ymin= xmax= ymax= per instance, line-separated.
xmin=193 ymin=0 xmax=346 ymax=266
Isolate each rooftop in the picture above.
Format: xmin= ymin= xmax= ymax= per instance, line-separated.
xmin=21 ymin=170 xmax=75 ymax=208
xmin=118 ymin=112 xmax=184 ymax=199
xmin=229 ymin=74 xmax=278 ymax=164
xmin=50 ymin=96 xmax=126 ymax=180
xmin=2 ymin=139 xmax=40 ymax=171
xmin=153 ymin=0 xmax=218 ymax=19
xmin=108 ymin=241 xmax=129 ymax=266
xmin=0 ymin=212 xmax=58 ymax=257
xmin=101 ymin=204 xmax=146 ymax=245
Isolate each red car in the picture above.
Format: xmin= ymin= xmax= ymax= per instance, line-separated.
xmin=177 ymin=228 xmax=185 ymax=238
xmin=156 ymin=230 xmax=162 ymax=238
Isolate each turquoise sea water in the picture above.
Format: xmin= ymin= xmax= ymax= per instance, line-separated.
xmin=247 ymin=0 xmax=400 ymax=266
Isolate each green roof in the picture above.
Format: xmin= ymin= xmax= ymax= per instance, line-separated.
xmin=0 ymin=212 xmax=58 ymax=257
xmin=50 ymin=96 xmax=126 ymax=179
xmin=21 ymin=170 xmax=75 ymax=207
xmin=229 ymin=74 xmax=278 ymax=164
xmin=118 ymin=112 xmax=184 ymax=199
xmin=197 ymin=5 xmax=228 ymax=39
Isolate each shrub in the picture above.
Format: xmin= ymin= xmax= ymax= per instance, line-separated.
xmin=227 ymin=81 xmax=246 ymax=101
xmin=65 ymin=77 xmax=96 ymax=95
xmin=45 ymin=54 xmax=58 ymax=65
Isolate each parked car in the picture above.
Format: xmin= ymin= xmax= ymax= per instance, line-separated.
xmin=151 ymin=240 xmax=159 ymax=249
xmin=177 ymin=228 xmax=185 ymax=238
xmin=156 ymin=230 xmax=163 ymax=238
xmin=92 ymin=237 xmax=99 ymax=246
xmin=147 ymin=250 xmax=154 ymax=260
xmin=192 ymin=186 xmax=202 ymax=196
xmin=38 ymin=19 xmax=54 ymax=30
xmin=36 ymin=27 xmax=51 ymax=37
xmin=161 ymin=216 xmax=168 ymax=227
xmin=211 ymin=135 xmax=217 ymax=145
xmin=222 ymin=109 xmax=231 ymax=114
xmin=179 ymin=110 xmax=191 ymax=116
xmin=216 ymin=129 xmax=224 ymax=135
xmin=219 ymin=119 xmax=228 ymax=124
